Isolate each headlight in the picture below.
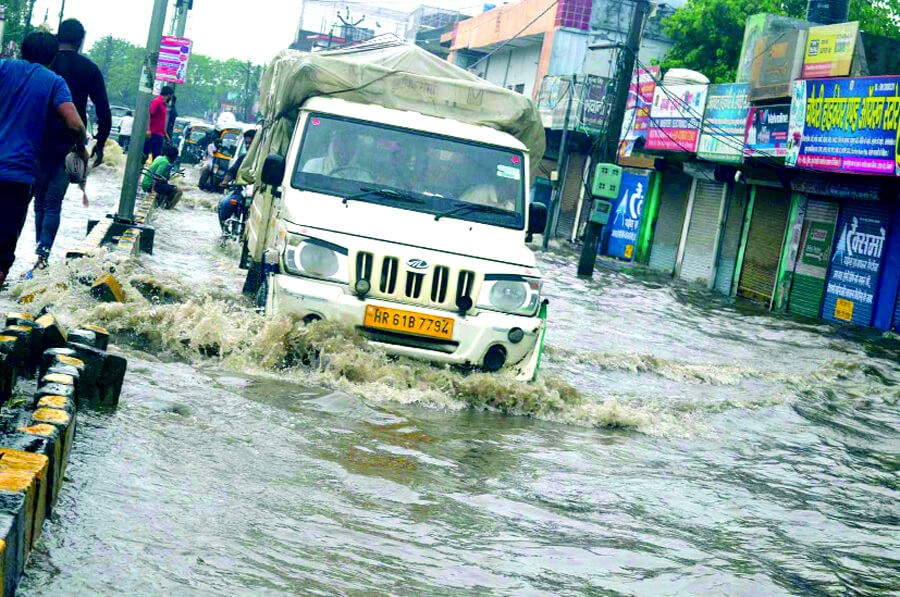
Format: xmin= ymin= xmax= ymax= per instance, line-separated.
xmin=476 ymin=275 xmax=541 ymax=316
xmin=283 ymin=234 xmax=349 ymax=283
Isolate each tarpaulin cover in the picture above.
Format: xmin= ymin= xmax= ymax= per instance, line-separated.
xmin=239 ymin=37 xmax=545 ymax=184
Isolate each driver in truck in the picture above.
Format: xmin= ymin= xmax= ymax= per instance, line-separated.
xmin=301 ymin=133 xmax=373 ymax=183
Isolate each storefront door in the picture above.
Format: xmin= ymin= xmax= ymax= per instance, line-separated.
xmin=738 ymin=187 xmax=791 ymax=306
xmin=648 ymin=170 xmax=692 ymax=274
xmin=678 ymin=180 xmax=727 ymax=286
xmin=787 ymin=199 xmax=839 ymax=318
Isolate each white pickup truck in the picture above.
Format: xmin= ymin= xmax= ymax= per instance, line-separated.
xmin=241 ymin=41 xmax=548 ymax=379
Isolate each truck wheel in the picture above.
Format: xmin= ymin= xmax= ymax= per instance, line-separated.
xmin=256 ymin=276 xmax=268 ymax=312
xmin=239 ymin=240 xmax=250 ymax=270
xmin=243 ymin=260 xmax=263 ymax=296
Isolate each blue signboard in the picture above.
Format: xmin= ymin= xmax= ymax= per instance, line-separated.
xmin=604 ymin=171 xmax=649 ymax=261
xmin=697 ymin=83 xmax=749 ymax=164
xmin=823 ymin=203 xmax=890 ymax=326
xmin=786 ymin=76 xmax=900 ymax=176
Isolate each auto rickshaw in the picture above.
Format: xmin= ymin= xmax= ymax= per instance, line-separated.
xmin=170 ymin=117 xmax=196 ymax=151
xmin=179 ymin=122 xmax=214 ymax=165
xmin=203 ymin=123 xmax=252 ymax=192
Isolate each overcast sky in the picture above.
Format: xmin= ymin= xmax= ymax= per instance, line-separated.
xmin=28 ymin=0 xmax=487 ymax=64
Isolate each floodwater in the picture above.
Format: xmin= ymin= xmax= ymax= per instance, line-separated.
xmin=7 ymin=167 xmax=898 ymax=595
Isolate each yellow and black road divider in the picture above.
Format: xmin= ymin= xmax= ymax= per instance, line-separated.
xmin=0 ymin=311 xmax=127 ymax=595
xmin=60 ymin=190 xmax=160 ymax=305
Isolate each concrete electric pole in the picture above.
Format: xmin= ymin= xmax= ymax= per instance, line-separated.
xmin=577 ymin=0 xmax=650 ymax=277
xmin=117 ymin=0 xmax=169 ymax=221
xmin=171 ymin=0 xmax=191 ymax=37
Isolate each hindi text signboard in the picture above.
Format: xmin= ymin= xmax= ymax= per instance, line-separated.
xmin=646 ymin=84 xmax=707 ymax=153
xmin=786 ymin=76 xmax=900 ymax=176
xmin=578 ymin=77 xmax=612 ymax=135
xmin=618 ymin=66 xmax=660 ymax=157
xmin=156 ymin=35 xmax=192 ymax=84
xmin=604 ymin=171 xmax=649 ymax=261
xmin=802 ymin=22 xmax=859 ymax=79
xmin=823 ymin=205 xmax=890 ymax=326
xmin=698 ymin=83 xmax=749 ymax=163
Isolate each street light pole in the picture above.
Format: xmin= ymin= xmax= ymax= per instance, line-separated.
xmin=577 ymin=0 xmax=649 ymax=277
xmin=117 ymin=0 xmax=169 ymax=221
xmin=543 ymin=74 xmax=576 ymax=250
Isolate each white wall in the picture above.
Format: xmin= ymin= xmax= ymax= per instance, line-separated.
xmin=482 ymin=42 xmax=542 ymax=97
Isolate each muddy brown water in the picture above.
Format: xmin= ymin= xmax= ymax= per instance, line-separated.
xmin=5 ymin=169 xmax=897 ymax=595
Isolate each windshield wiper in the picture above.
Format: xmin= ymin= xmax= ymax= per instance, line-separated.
xmin=434 ymin=201 xmax=513 ymax=221
xmin=343 ymin=186 xmax=426 ymax=206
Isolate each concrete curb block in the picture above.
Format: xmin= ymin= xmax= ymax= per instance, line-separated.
xmin=0 ymin=313 xmax=128 ymax=596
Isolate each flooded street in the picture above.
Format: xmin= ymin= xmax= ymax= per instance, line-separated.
xmin=8 ymin=169 xmax=899 ymax=595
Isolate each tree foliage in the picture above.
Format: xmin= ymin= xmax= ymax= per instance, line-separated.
xmin=1 ymin=0 xmax=37 ymax=53
xmin=660 ymin=0 xmax=900 ymax=83
xmin=86 ymin=36 xmax=262 ymax=121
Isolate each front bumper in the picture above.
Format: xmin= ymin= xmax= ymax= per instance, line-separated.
xmin=268 ymin=273 xmax=543 ymax=368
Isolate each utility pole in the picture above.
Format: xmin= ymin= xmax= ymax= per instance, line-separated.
xmin=171 ymin=0 xmax=191 ymax=37
xmin=242 ymin=61 xmax=257 ymax=121
xmin=543 ymin=75 xmax=576 ymax=250
xmin=577 ymin=0 xmax=649 ymax=277
xmin=57 ymin=0 xmax=65 ymax=30
xmin=117 ymin=0 xmax=169 ymax=222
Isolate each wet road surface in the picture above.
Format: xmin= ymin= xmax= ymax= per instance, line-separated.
xmin=6 ymin=167 xmax=898 ymax=595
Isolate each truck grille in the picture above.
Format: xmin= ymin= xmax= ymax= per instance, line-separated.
xmin=352 ymin=251 xmax=479 ymax=312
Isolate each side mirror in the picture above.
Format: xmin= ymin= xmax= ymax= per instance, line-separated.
xmin=261 ymin=153 xmax=286 ymax=187
xmin=528 ymin=202 xmax=548 ymax=235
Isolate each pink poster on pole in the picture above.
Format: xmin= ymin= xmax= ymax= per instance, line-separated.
xmin=156 ymin=36 xmax=192 ymax=84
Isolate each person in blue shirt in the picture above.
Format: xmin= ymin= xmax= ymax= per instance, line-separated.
xmin=0 ymin=31 xmax=87 ymax=287
xmin=31 ymin=18 xmax=111 ymax=272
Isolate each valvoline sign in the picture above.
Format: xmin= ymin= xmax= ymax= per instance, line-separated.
xmin=604 ymin=171 xmax=649 ymax=261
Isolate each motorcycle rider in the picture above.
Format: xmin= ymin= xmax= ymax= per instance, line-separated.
xmin=217 ymin=129 xmax=256 ymax=231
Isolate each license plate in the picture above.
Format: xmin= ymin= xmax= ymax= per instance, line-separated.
xmin=364 ymin=305 xmax=454 ymax=340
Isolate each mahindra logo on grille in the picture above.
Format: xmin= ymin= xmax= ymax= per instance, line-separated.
xmin=406 ymin=259 xmax=429 ymax=270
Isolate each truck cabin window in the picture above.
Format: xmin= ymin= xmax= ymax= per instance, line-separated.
xmin=291 ymin=114 xmax=526 ymax=229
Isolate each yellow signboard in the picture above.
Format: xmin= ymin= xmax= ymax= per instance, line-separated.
xmin=834 ymin=297 xmax=854 ymax=322
xmin=802 ymin=22 xmax=859 ymax=79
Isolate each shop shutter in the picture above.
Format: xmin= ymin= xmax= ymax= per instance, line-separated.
xmin=822 ymin=201 xmax=890 ymax=327
xmin=679 ymin=180 xmax=725 ymax=286
xmin=554 ymin=152 xmax=587 ymax=240
xmin=787 ymin=199 xmax=839 ymax=318
xmin=648 ymin=170 xmax=691 ymax=274
xmin=738 ymin=187 xmax=791 ymax=305
xmin=714 ymin=184 xmax=746 ymax=295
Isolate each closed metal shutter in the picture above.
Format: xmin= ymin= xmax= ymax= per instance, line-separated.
xmin=555 ymin=152 xmax=587 ymax=240
xmin=648 ymin=170 xmax=691 ymax=274
xmin=822 ymin=201 xmax=890 ymax=327
xmin=738 ymin=187 xmax=791 ymax=305
xmin=788 ymin=199 xmax=839 ymax=318
xmin=679 ymin=180 xmax=725 ymax=286
xmin=714 ymin=184 xmax=746 ymax=295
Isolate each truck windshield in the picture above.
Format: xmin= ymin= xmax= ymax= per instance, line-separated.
xmin=290 ymin=113 xmax=526 ymax=229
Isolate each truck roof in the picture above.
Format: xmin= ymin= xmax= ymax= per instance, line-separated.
xmin=302 ymin=96 xmax=528 ymax=153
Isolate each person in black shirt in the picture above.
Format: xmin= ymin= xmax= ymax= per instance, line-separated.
xmin=166 ymin=95 xmax=179 ymax=140
xmin=31 ymin=18 xmax=111 ymax=271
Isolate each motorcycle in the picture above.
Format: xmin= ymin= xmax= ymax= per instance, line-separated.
xmin=219 ymin=184 xmax=252 ymax=244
